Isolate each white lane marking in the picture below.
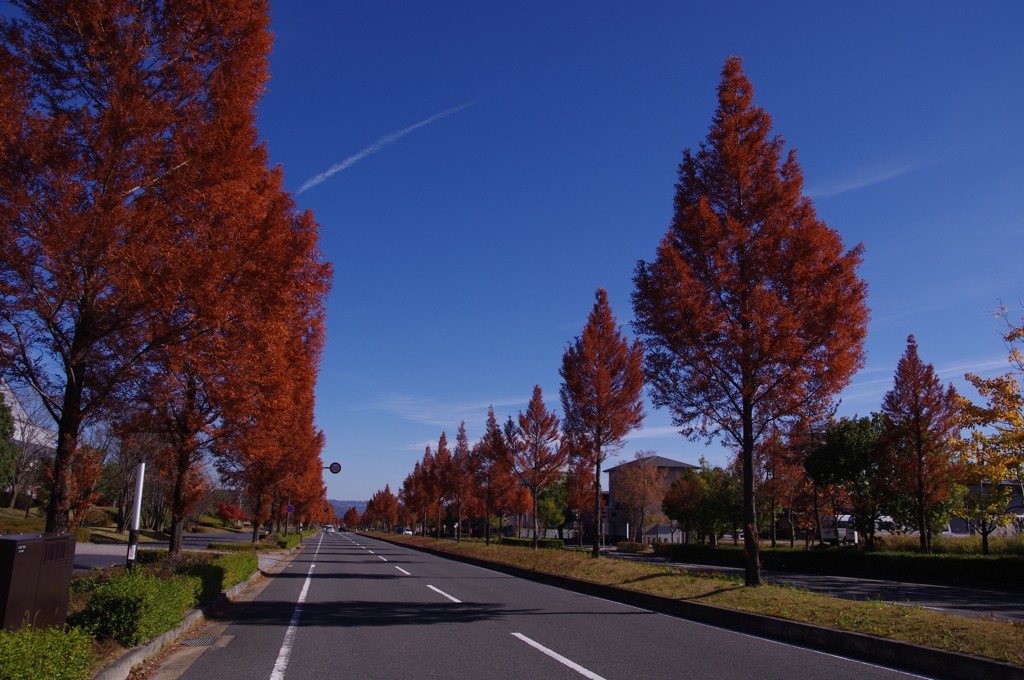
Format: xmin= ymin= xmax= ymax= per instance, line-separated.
xmin=269 ymin=563 xmax=316 ymax=680
xmin=368 ymin=550 xmax=375 ymax=554
xmin=395 ymin=566 xmax=411 ymax=575
xmin=427 ymin=585 xmax=461 ymax=603
xmin=378 ymin=556 xmax=388 ymax=561
xmin=511 ymin=633 xmax=607 ymax=680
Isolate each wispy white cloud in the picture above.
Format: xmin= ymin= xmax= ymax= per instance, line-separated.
xmin=297 ymin=100 xmax=480 ymax=193
xmin=631 ymin=425 xmax=682 ymax=439
xmin=361 ymin=393 xmax=524 ymax=430
xmin=807 ymin=159 xmax=925 ymax=199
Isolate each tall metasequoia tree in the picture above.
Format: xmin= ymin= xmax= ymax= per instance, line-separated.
xmin=0 ymin=0 xmax=280 ymax=534
xmin=450 ymin=422 xmax=475 ymax=541
xmin=631 ymin=57 xmax=869 ymax=585
xmin=507 ymin=385 xmax=566 ymax=549
xmin=880 ymin=335 xmax=960 ymax=554
xmin=473 ymin=407 xmax=515 ymax=545
xmin=560 ymin=287 xmax=645 ymax=558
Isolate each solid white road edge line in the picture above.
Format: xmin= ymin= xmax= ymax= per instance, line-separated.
xmin=511 ymin=633 xmax=607 ymax=680
xmin=269 ymin=563 xmax=316 ymax=680
xmin=426 ymin=585 xmax=461 ymax=603
xmin=395 ymin=566 xmax=411 ymax=575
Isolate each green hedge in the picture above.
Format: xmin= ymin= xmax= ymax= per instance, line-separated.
xmin=499 ymin=537 xmax=564 ymax=549
xmin=183 ymin=553 xmax=258 ymax=602
xmin=616 ymin=541 xmax=647 ymax=553
xmin=0 ymin=519 xmax=46 ymax=535
xmin=207 ymin=541 xmax=261 ymax=551
xmin=276 ymin=533 xmax=302 ymax=550
xmin=0 ymin=626 xmax=94 ymax=680
xmin=651 ymin=543 xmax=1024 ymax=584
xmin=81 ymin=571 xmax=201 ymax=646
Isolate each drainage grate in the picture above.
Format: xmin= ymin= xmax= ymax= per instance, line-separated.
xmin=180 ymin=637 xmax=218 ymax=647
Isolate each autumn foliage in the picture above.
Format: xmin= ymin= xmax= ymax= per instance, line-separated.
xmin=632 ymin=57 xmax=869 ymax=584
xmin=0 ymin=1 xmax=332 ymax=536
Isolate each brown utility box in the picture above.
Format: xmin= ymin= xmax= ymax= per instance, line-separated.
xmin=0 ymin=533 xmax=76 ymax=630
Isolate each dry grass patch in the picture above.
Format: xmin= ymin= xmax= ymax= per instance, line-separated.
xmin=372 ymin=533 xmax=1024 ymax=666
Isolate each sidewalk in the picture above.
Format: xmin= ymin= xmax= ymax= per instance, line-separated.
xmin=73 ymin=541 xmax=292 ymax=574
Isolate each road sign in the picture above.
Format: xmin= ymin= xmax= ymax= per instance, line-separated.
xmin=600 ymin=510 xmax=607 ymax=519
xmin=286 ymin=504 xmax=294 ymax=513
xmin=328 ymin=462 xmax=341 ymax=474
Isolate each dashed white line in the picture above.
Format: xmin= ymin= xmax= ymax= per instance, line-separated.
xmin=511 ymin=633 xmax=606 ymax=680
xmin=378 ymin=555 xmax=388 ymax=561
xmin=395 ymin=566 xmax=411 ymax=575
xmin=426 ymin=585 xmax=461 ymax=603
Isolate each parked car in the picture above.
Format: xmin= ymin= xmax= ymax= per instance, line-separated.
xmin=402 ymin=528 xmax=413 ymax=535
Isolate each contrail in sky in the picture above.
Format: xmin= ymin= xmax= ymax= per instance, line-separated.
xmin=297 ymin=100 xmax=479 ymax=194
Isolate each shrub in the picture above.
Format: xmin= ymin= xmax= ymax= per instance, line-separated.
xmin=181 ymin=553 xmax=258 ymax=603
xmin=68 ymin=527 xmax=91 ymax=544
xmin=616 ymin=541 xmax=647 ymax=553
xmin=499 ymin=537 xmax=564 ymax=549
xmin=207 ymin=541 xmax=263 ymax=551
xmin=81 ymin=571 xmax=201 ymax=646
xmin=0 ymin=626 xmax=94 ymax=680
xmin=276 ymin=533 xmax=301 ymax=550
xmin=81 ymin=508 xmax=112 ymax=527
xmin=0 ymin=518 xmax=46 ymax=535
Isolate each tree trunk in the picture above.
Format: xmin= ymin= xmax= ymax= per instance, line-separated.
xmin=742 ymin=396 xmax=761 ymax=586
xmin=592 ymin=458 xmax=602 ymax=558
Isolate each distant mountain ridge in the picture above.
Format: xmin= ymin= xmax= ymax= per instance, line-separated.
xmin=330 ymin=499 xmax=367 ymax=518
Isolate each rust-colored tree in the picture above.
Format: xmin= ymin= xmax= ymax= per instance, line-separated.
xmin=560 ymin=287 xmax=646 ymax=558
xmin=631 ymin=58 xmax=869 ymax=585
xmin=473 ymin=407 xmax=516 ymax=545
xmin=507 ymin=386 xmax=566 ymax=549
xmin=564 ymin=453 xmax=597 ymax=547
xmin=0 ymin=0 xmax=280 ymax=535
xmin=428 ymin=433 xmax=455 ymax=539
xmin=880 ymin=335 xmax=960 ymax=554
xmin=343 ymin=506 xmax=360 ymax=528
xmin=450 ymin=422 xmax=476 ymax=541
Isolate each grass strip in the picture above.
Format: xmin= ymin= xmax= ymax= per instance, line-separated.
xmin=368 ymin=533 xmax=1024 ymax=666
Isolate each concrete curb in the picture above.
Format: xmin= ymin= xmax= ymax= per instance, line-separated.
xmin=91 ymin=540 xmax=307 ymax=680
xmin=371 ymin=535 xmax=1024 ymax=680
xmin=91 ymin=569 xmax=261 ymax=680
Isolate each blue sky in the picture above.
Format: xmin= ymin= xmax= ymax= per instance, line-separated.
xmin=254 ymin=2 xmax=1024 ymax=501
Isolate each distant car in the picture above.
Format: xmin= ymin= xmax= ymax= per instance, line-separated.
xmin=324 ymin=525 xmax=335 ymax=533
xmin=402 ymin=529 xmax=413 ymax=535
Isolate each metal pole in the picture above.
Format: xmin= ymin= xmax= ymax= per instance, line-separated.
xmin=126 ymin=455 xmax=146 ymax=570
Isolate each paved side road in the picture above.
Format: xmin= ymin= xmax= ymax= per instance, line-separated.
xmin=73 ymin=534 xmax=288 ymax=573
xmin=611 ymin=553 xmax=1024 ymax=621
xmin=154 ymin=532 xmax=929 ymax=680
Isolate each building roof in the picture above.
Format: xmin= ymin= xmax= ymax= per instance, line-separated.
xmin=606 ymin=455 xmax=697 ymax=472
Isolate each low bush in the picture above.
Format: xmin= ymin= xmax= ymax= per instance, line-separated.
xmin=81 ymin=508 xmax=112 ymax=527
xmin=276 ymin=533 xmax=302 ymax=550
xmin=81 ymin=571 xmax=201 ymax=646
xmin=0 ymin=518 xmax=46 ymax=535
xmin=182 ymin=553 xmax=258 ymax=602
xmin=499 ymin=537 xmax=564 ymax=549
xmin=68 ymin=527 xmax=91 ymax=544
xmin=651 ymin=542 xmax=1024 ymax=584
xmin=616 ymin=541 xmax=647 ymax=553
xmin=206 ymin=541 xmax=262 ymax=551
xmin=0 ymin=626 xmax=94 ymax=680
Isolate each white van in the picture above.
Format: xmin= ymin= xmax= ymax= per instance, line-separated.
xmin=820 ymin=515 xmax=858 ymax=545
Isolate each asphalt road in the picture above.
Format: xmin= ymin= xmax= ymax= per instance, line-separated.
xmin=73 ymin=531 xmax=257 ymax=572
xmin=168 ymin=532 xmax=929 ymax=680
xmin=611 ymin=553 xmax=1024 ymax=621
